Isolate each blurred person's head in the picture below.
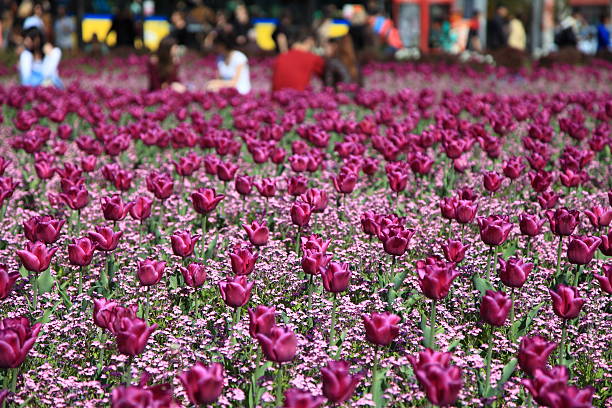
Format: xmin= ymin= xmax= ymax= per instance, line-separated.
xmin=32 ymin=1 xmax=42 ymax=16
xmin=213 ymin=32 xmax=235 ymax=56
xmin=171 ymin=11 xmax=186 ymax=28
xmin=57 ymin=5 xmax=66 ymax=17
xmin=23 ymin=26 xmax=44 ymax=54
xmin=235 ymin=4 xmax=249 ymax=23
xmin=496 ymin=6 xmax=508 ymax=18
xmin=156 ymin=35 xmax=179 ymax=77
xmin=290 ymin=27 xmax=316 ymax=51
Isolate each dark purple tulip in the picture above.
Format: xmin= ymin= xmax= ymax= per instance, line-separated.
xmin=331 ymin=168 xmax=358 ymax=194
xmin=219 ymin=275 xmax=253 ymax=307
xmin=113 ymin=316 xmax=157 ymax=356
xmin=301 ymin=249 xmax=331 ymax=276
xmin=179 ymin=263 xmax=207 ymax=288
xmin=502 ymin=157 xmax=525 ymax=180
xmin=248 ymin=305 xmax=276 ymax=338
xmin=0 ymin=317 xmax=42 ymax=368
xmin=88 ymin=226 xmax=122 ymax=252
xmin=301 ymin=235 xmax=331 ymax=253
xmin=518 ymin=335 xmax=557 ymax=376
xmin=362 ymin=312 xmax=401 ymax=346
xmin=101 ymin=194 xmax=130 ymax=221
xmin=483 ymin=171 xmax=503 ymax=193
xmin=537 ymin=191 xmax=559 ymax=210
xmin=546 ymin=208 xmax=580 ymax=236
xmin=217 ymin=161 xmax=239 ymax=181
xmin=0 ymin=264 xmax=19 ymax=300
xmin=93 ymin=298 xmax=119 ymax=330
xmin=414 ymin=360 xmax=462 ymax=407
xmin=477 ymin=215 xmax=513 ymax=246
xmin=301 ymin=188 xmax=328 ymax=213
xmin=528 ymin=170 xmax=553 ymax=192
xmin=387 ymin=170 xmax=408 ymax=193
xmin=320 ymin=360 xmax=363 ymax=404
xmin=235 ymin=174 xmax=254 ymax=196
xmin=540 ymin=384 xmax=594 ymax=408
xmin=584 ymin=206 xmax=612 ymax=228
xmin=498 ymin=257 xmax=533 ymax=288
xmin=146 ymin=171 xmax=174 ymax=200
xmin=522 ymin=366 xmax=569 ymax=406
xmin=416 ymin=258 xmax=459 ymax=300
xmin=191 ymin=188 xmax=224 ymax=215
xmin=136 ymin=259 xmax=166 ymax=286
xmin=242 ymin=221 xmax=269 ymax=247
xmin=67 ymin=237 xmax=96 ymax=267
xmin=111 ymin=381 xmax=178 ymax=408
xmin=567 ymin=235 xmax=601 ymax=265
xmin=59 ymin=185 xmax=89 ymax=210
xmin=23 ymin=215 xmax=65 ymax=244
xmin=128 ymin=196 xmax=153 ymax=221
xmin=15 ymin=241 xmax=58 ymax=273
xmin=320 ymin=262 xmax=351 ymax=293
xmin=256 ymin=326 xmax=297 ymax=363
xmin=290 ymin=201 xmax=312 ymax=227
xmin=287 ymin=175 xmax=308 ymax=197
xmin=283 ymin=388 xmax=326 ymax=408
xmin=439 ymin=197 xmax=457 ymax=220
xmin=455 ymin=200 xmax=478 ymax=224
xmin=549 ymin=285 xmax=585 ymax=319
xmin=599 ymin=230 xmax=612 ymax=256
xmin=593 ymin=264 xmax=612 ymax=294
xmin=229 ymin=245 xmax=258 ymax=276
xmin=441 ymin=239 xmax=469 ymax=263
xmin=170 ymin=230 xmax=200 ymax=258
xmin=178 ymin=362 xmax=224 ymax=406
xmin=480 ymin=290 xmax=512 ymax=326
xmin=378 ymin=226 xmax=415 ymax=256
xmin=519 ymin=213 xmax=545 ymax=237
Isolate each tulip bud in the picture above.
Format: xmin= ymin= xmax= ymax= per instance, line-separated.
xmin=480 ymin=290 xmax=512 ymax=326
xmin=320 ymin=360 xmax=363 ymax=404
xmin=442 ymin=239 xmax=469 ymax=263
xmin=128 ymin=196 xmax=153 ymax=221
xmin=219 ymin=275 xmax=253 ymax=307
xmin=170 ymin=230 xmax=200 ymax=258
xmin=0 ymin=265 xmax=19 ymax=300
xmin=88 ymin=226 xmax=122 ymax=252
xmin=178 ymin=362 xmax=224 ymax=406
xmin=498 ymin=257 xmax=533 ymax=288
xmin=549 ymin=285 xmax=585 ymax=319
xmin=256 ymin=326 xmax=297 ymax=363
xmin=136 ymin=259 xmax=166 ymax=286
xmin=362 ymin=312 xmax=400 ymax=346
xmin=0 ymin=317 xmax=42 ymax=368
xmin=290 ymin=201 xmax=312 ymax=227
xmin=242 ymin=221 xmax=269 ymax=247
xmin=229 ymin=245 xmax=258 ymax=276
xmin=519 ymin=213 xmax=545 ymax=237
xmin=113 ymin=316 xmax=157 ymax=356
xmin=320 ymin=262 xmax=351 ymax=293
xmin=67 ymin=237 xmax=96 ymax=267
xmin=248 ymin=305 xmax=276 ymax=338
xmin=191 ymin=188 xmax=224 ymax=215
xmin=518 ymin=335 xmax=557 ymax=377
xmin=179 ymin=263 xmax=207 ymax=288
xmin=15 ymin=241 xmax=58 ymax=273
xmin=566 ymin=235 xmax=602 ymax=265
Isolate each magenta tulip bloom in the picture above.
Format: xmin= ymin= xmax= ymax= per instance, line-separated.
xmin=256 ymin=326 xmax=297 ymax=363
xmin=331 ymin=168 xmax=357 ymax=194
xmin=600 ymin=231 xmax=612 ymax=256
xmin=248 ymin=305 xmax=276 ymax=338
xmin=414 ymin=360 xmax=463 ymax=406
xmin=235 ymin=174 xmax=254 ymax=196
xmin=483 ymin=171 xmax=503 ymax=192
xmin=362 ymin=312 xmax=401 ymax=346
xmin=442 ymin=239 xmax=469 ymax=263
xmin=584 ymin=206 xmax=612 ymax=228
xmin=146 ymin=171 xmax=174 ymax=200
xmin=439 ymin=197 xmax=457 ymax=220
xmin=254 ymin=178 xmax=277 ymax=198
xmin=178 ymin=362 xmax=224 ymax=406
xmin=15 ymin=241 xmax=57 ymax=273
xmin=566 ymin=235 xmax=601 ymax=265
xmin=88 ymin=226 xmax=122 ymax=252
xmin=23 ymin=215 xmax=65 ymax=244
xmin=549 ymin=285 xmax=585 ymax=319
xmin=179 ymin=263 xmax=207 ymax=288
xmin=546 ymin=208 xmax=580 ymax=236
xmin=242 ymin=220 xmax=269 ymax=247
xmin=301 ymin=249 xmax=331 ymax=276
xmin=498 ymin=257 xmax=533 ymax=288
xmin=136 ymin=259 xmax=166 ymax=286
xmin=216 ymin=161 xmax=239 ymax=181
xmin=67 ymin=237 xmax=96 ymax=267
xmin=522 ymin=366 xmax=569 ymax=406
xmin=229 ymin=245 xmax=258 ymax=276
xmin=519 ymin=213 xmax=545 ymax=237
xmin=518 ymin=335 xmax=557 ymax=376
xmin=0 ymin=317 xmax=42 ymax=368
xmin=287 ymin=175 xmax=308 ymax=197
xmin=113 ymin=316 xmax=157 ymax=356
xmin=93 ymin=298 xmax=119 ymax=330
xmin=477 ymin=215 xmax=513 ymax=246
xmin=191 ymin=188 xmax=224 ymax=215
xmin=100 ymin=194 xmax=130 ymax=221
xmin=128 ymin=196 xmax=153 ymax=221
xmin=480 ymin=290 xmax=512 ymax=326
xmin=290 ymin=201 xmax=312 ymax=227
xmin=387 ymin=170 xmax=408 ymax=193
xmin=0 ymin=265 xmax=19 ymax=300
xmin=301 ymin=235 xmax=331 ymax=253
xmin=455 ymin=200 xmax=478 ymax=224
xmin=593 ymin=264 xmax=612 ymax=294
xmin=283 ymin=388 xmax=326 ymax=408
xmin=416 ymin=258 xmax=459 ymax=300
xmin=170 ymin=230 xmax=200 ymax=258
xmin=378 ymin=226 xmax=415 ymax=256
xmin=320 ymin=262 xmax=351 ymax=293
xmin=59 ymin=185 xmax=89 ymax=210
xmin=301 ymin=188 xmax=328 ymax=213
xmin=111 ymin=381 xmax=178 ymax=408
xmin=219 ymin=275 xmax=253 ymax=307
xmin=320 ymin=360 xmax=363 ymax=404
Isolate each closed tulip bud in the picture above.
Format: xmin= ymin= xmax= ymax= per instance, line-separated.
xmin=170 ymin=230 xmax=200 ymax=258
xmin=439 ymin=197 xmax=457 ymax=220
xmin=146 ymin=171 xmax=174 ymax=200
xmin=179 ymin=263 xmax=206 ymax=288
xmin=59 ymin=185 xmax=89 ymax=210
xmin=414 ymin=362 xmax=463 ymax=407
xmin=23 ymin=215 xmax=65 ymax=244
xmin=417 ymin=258 xmax=459 ymax=300
xmin=291 ymin=201 xmax=312 ymax=227
xmin=502 ymin=157 xmax=525 ymax=180
xmin=387 ymin=170 xmax=408 ymax=193
xmin=546 ymin=208 xmax=580 ymax=236
xmin=253 ymin=178 xmax=276 ymax=198
xmin=483 ymin=171 xmax=503 ymax=192
xmin=519 ymin=213 xmax=545 ymax=237
xmin=599 ymin=231 xmax=612 ymax=256
xmin=235 ymin=174 xmax=254 ymax=196
xmin=248 ymin=305 xmax=276 ymax=338
xmin=566 ymin=235 xmax=601 ymax=265
xmin=93 ymin=298 xmax=119 ymax=330
xmin=537 ymin=191 xmax=559 ymax=210
xmin=67 ymin=237 xmax=96 ymax=266
xmin=584 ymin=206 xmax=612 ymax=228
xmin=301 ymin=234 xmax=331 ymax=253
xmin=113 ymin=316 xmax=157 ymax=356
xmin=320 ymin=360 xmax=363 ymax=404
xmin=178 ymin=362 xmax=224 ymax=406
xmin=321 ymin=261 xmax=351 ymax=293
xmin=283 ymin=388 xmax=326 ymax=408
xmin=216 ymin=161 xmax=238 ymax=182
xmin=301 ymin=188 xmax=328 ymax=213
xmin=242 ymin=221 xmax=269 ymax=247
xmin=128 ymin=196 xmax=153 ymax=221
xmin=100 ymin=194 xmax=129 ymax=221
xmin=0 ymin=264 xmax=19 ymax=300
xmin=88 ymin=226 xmax=122 ymax=252
xmin=301 ymin=250 xmax=331 ymax=276
xmin=480 ymin=290 xmax=512 ymax=326
xmin=0 ymin=317 xmax=42 ymax=368
xmin=477 ymin=215 xmax=513 ymax=246
xmin=442 ymin=239 xmax=469 ymax=263
xmin=528 ymin=170 xmax=553 ymax=192
xmin=111 ymin=382 xmax=179 ymax=408
xmin=362 ymin=312 xmax=401 ymax=346
xmin=15 ymin=241 xmax=57 ymax=273
xmin=518 ymin=335 xmax=557 ymax=377
xmin=378 ymin=226 xmax=415 ymax=256
xmin=219 ymin=275 xmax=253 ymax=307
xmin=229 ymin=245 xmax=258 ymax=276
xmin=549 ymin=285 xmax=585 ymax=319
xmin=455 ymin=200 xmax=478 ymax=224
xmin=287 ymin=176 xmax=308 ymax=197
xmin=408 ymin=348 xmax=453 ymax=371
xmin=191 ymin=188 xmax=224 ymax=215
xmin=80 ymin=155 xmax=97 ymax=173
xmin=172 ymin=153 xmax=201 ymax=177
xmin=256 ymin=326 xmax=297 ymax=363
xmin=331 ymin=168 xmax=358 ymax=194
xmin=522 ymin=366 xmax=569 ymax=406
xmin=593 ymin=264 xmax=612 ymax=294
xmin=136 ymin=259 xmax=166 ymax=286
xmin=498 ymin=257 xmax=533 ymax=288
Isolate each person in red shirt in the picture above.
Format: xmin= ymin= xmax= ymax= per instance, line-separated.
xmin=271 ymin=29 xmax=325 ymax=92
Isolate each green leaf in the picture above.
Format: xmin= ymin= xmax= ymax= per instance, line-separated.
xmin=515 ymin=302 xmax=544 ymax=338
xmin=393 ymin=270 xmax=407 ymax=290
xmin=495 ymin=358 xmax=518 ymax=390
xmin=205 ymin=233 xmax=219 ymax=260
xmin=35 ymin=300 xmax=60 ymax=324
xmin=472 ymin=274 xmax=493 ymax=297
xmin=447 ymin=337 xmax=461 ymax=352
xmin=169 ymin=275 xmax=178 ymax=290
xmin=37 ymin=269 xmax=55 ymax=293
xmin=19 ymin=266 xmax=29 ymax=278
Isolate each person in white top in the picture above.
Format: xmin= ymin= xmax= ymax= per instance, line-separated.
xmin=19 ymin=27 xmax=63 ymax=88
xmin=206 ymin=33 xmax=251 ymax=94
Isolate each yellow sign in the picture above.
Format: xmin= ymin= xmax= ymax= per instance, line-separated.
xmin=144 ymin=18 xmax=170 ymax=51
xmin=82 ymin=15 xmax=169 ymax=50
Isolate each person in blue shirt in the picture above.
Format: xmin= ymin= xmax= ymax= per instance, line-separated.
xmin=596 ymin=15 xmax=611 ymax=53
xmin=18 ymin=27 xmax=63 ymax=88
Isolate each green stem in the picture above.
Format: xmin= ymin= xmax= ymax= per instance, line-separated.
xmin=122 ymin=357 xmax=133 ymax=385
xmin=371 ymin=347 xmax=383 ymax=407
xmin=558 ymin=318 xmax=568 ymax=366
xmin=525 ymin=237 xmax=531 ymax=258
xmin=329 ymin=293 xmax=338 ymax=349
xmin=295 ymin=227 xmax=302 ymax=258
xmin=427 ymin=299 xmax=437 ymax=348
xmin=78 ymin=266 xmax=83 ymax=295
xmin=486 ymin=247 xmax=493 ymax=282
xmin=31 ymin=273 xmax=38 ymax=311
xmin=555 ymin=236 xmax=563 ymax=278
xmin=572 ymin=264 xmax=582 ymax=287
xmin=484 ymin=326 xmax=495 ymax=397
xmin=10 ymin=367 xmax=18 ymax=393
xmin=307 ymin=275 xmax=313 ymax=328
xmin=509 ymin=288 xmax=515 ymax=342
xmin=145 ymin=286 xmax=151 ymax=322
xmin=201 ymin=214 xmax=208 ymax=258
xmin=275 ymin=363 xmax=284 ymax=404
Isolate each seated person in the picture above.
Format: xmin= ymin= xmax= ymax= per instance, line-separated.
xmin=19 ymin=27 xmax=63 ymax=88
xmin=206 ymin=33 xmax=251 ymax=95
xmin=147 ymin=35 xmax=186 ymax=93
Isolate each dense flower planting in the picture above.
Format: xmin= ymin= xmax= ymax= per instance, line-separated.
xmin=0 ymin=58 xmax=611 ymax=407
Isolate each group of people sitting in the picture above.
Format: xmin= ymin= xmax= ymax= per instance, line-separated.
xmin=17 ymin=24 xmax=361 ymax=95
